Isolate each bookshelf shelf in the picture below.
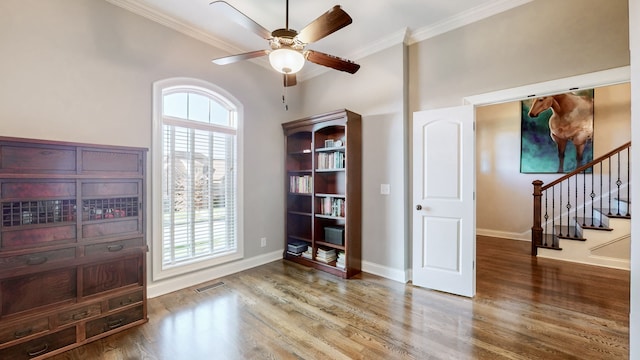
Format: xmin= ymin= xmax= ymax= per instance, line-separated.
xmin=315 ymin=241 xmax=346 ymax=251
xmin=316 ymin=146 xmax=345 ymax=152
xmin=315 ymin=214 xmax=344 ymax=220
xmin=282 ymin=109 xmax=362 ymax=279
xmin=289 ymin=211 xmax=312 ymax=216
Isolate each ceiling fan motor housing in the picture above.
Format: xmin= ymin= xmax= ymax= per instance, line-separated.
xmin=270 ymin=28 xmax=305 ymax=50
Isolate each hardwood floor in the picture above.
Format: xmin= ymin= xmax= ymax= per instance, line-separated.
xmin=50 ymin=236 xmax=630 ymax=359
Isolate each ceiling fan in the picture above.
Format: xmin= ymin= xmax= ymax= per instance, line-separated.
xmin=210 ymin=0 xmax=360 ymax=87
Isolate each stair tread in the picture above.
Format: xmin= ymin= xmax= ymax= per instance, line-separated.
xmin=574 ymin=217 xmax=613 ymax=231
xmin=596 ymin=208 xmax=631 ymax=219
xmin=537 ymin=234 xmax=562 ymax=250
xmin=553 ymin=225 xmax=586 ymax=240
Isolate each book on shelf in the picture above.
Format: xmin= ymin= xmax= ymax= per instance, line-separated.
xmin=301 ymin=246 xmax=313 ymax=259
xmin=289 ymin=175 xmax=312 ymax=194
xmin=316 ymin=256 xmax=337 ymax=263
xmin=317 ymin=151 xmax=345 ymax=170
xmin=320 ymin=197 xmax=345 ymax=217
xmin=336 ymin=251 xmax=345 ymax=269
xmin=316 ymin=248 xmax=337 ymax=263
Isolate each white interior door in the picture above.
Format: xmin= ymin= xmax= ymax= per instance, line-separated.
xmin=412 ymin=105 xmax=475 ymax=297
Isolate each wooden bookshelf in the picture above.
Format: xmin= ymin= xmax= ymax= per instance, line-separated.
xmin=282 ymin=109 xmax=361 ymax=278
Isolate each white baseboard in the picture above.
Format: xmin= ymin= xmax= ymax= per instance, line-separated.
xmin=537 ymin=253 xmax=631 ymax=271
xmin=476 ymin=228 xmax=530 ymax=241
xmin=362 ymin=260 xmax=410 ymax=283
xmin=148 ymin=249 xmax=283 ymax=298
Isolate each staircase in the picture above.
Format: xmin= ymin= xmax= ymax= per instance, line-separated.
xmin=531 ymin=142 xmax=631 ymax=270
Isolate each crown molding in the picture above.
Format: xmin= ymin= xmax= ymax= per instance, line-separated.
xmin=105 ymin=0 xmax=246 ymax=57
xmin=408 ymin=0 xmax=533 ymax=45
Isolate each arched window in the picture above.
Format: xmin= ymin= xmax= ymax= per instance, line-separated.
xmin=152 ymin=78 xmax=243 ymax=280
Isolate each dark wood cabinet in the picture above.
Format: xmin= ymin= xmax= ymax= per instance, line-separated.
xmin=282 ymin=109 xmax=362 ymax=278
xmin=0 ymin=136 xmax=147 ymax=359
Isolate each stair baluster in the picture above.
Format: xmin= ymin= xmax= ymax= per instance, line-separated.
xmin=531 ymin=142 xmax=631 ymax=255
xmin=616 ymin=151 xmax=622 ymax=216
xmin=626 ymin=147 xmax=631 ymax=217
xmin=582 ymin=169 xmax=588 ymax=227
xmin=599 ymin=162 xmax=604 ymax=228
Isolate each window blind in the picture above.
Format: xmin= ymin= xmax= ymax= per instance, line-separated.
xmin=161 ymin=120 xmax=237 ymax=267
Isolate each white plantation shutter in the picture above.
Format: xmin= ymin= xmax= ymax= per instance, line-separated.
xmin=157 ymin=85 xmax=240 ymax=273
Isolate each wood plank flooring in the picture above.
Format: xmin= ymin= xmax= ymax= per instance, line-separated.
xmin=51 ymin=236 xmax=630 ymax=359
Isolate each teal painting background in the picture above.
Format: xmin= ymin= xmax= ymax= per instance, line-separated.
xmin=520 ymin=90 xmax=594 ymax=173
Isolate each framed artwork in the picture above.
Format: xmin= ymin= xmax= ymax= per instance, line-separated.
xmin=520 ymin=89 xmax=594 ymax=173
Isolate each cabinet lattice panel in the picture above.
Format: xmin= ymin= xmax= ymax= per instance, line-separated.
xmin=2 ymin=200 xmax=76 ymax=226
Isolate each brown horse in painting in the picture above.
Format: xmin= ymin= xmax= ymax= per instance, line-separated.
xmin=528 ymin=93 xmax=593 ymax=173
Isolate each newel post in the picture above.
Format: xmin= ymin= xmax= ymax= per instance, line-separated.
xmin=531 ymin=180 xmax=544 ymax=256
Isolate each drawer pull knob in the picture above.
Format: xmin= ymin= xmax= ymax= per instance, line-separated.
xmin=72 ymin=310 xmax=89 ymax=320
xmin=14 ymin=328 xmax=33 ymax=339
xmin=26 ymin=256 xmax=48 ymax=265
xmin=107 ymin=244 xmax=124 ymax=252
xmin=27 ymin=343 xmax=49 ymax=357
xmin=120 ymin=298 xmax=134 ymax=306
xmin=108 ymin=318 xmax=124 ymax=329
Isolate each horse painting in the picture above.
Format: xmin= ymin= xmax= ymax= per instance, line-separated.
xmin=525 ymin=92 xmax=594 ymax=173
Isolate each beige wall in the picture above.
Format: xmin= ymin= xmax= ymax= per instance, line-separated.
xmin=0 ymin=0 xmax=290 ymax=295
xmin=409 ymin=0 xmax=629 ymax=111
xmin=297 ymin=44 xmax=409 ymax=279
xmin=295 ymin=0 xmax=631 ymax=277
xmin=476 ymin=84 xmax=631 ymax=238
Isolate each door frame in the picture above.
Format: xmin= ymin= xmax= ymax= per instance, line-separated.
xmin=463 ymin=67 xmax=629 ymax=106
xmin=409 ymin=65 xmax=631 ymax=285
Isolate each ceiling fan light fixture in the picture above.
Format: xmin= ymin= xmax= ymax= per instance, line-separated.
xmin=269 ymin=48 xmax=305 ymax=74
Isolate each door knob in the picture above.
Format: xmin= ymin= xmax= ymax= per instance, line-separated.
xmin=416 ymin=205 xmax=422 ymax=210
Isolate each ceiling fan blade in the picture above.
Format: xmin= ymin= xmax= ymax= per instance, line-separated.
xmin=305 ymin=50 xmax=360 ymax=74
xmin=210 ymin=1 xmax=272 ymax=40
xmin=212 ymin=50 xmax=269 ymax=65
xmin=296 ymin=5 xmax=352 ymax=44
xmin=283 ymin=73 xmax=297 ymax=87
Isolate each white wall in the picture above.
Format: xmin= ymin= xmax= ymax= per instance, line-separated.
xmin=0 ymin=0 xmax=290 ymax=296
xmin=628 ymin=0 xmax=639 ymax=357
xmin=476 ymin=84 xmax=631 ymax=239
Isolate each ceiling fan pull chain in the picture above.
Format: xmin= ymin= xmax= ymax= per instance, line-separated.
xmin=282 ymin=90 xmax=289 ymax=111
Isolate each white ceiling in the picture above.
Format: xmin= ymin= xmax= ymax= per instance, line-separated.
xmin=106 ymin=0 xmax=532 ymax=80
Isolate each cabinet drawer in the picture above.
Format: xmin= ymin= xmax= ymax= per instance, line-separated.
xmin=82 ymin=256 xmax=142 ymax=296
xmin=0 ymin=326 xmax=75 ymax=360
xmin=57 ymin=302 xmax=102 ymax=326
xmin=81 ymin=149 xmax=142 ymax=175
xmin=0 ymin=247 xmax=76 ymax=271
xmin=85 ymin=305 xmax=144 ymax=339
xmin=81 ymin=181 xmax=140 ymax=197
xmin=84 ymin=238 xmax=144 ymax=257
xmin=108 ymin=289 xmax=144 ymax=311
xmin=1 ymin=225 xmax=76 ymax=249
xmin=0 ymin=181 xmax=76 ymax=199
xmin=1 ymin=267 xmax=77 ymax=316
xmin=0 ymin=144 xmax=76 ymax=174
xmin=0 ymin=316 xmax=49 ymax=345
xmin=82 ymin=219 xmax=141 ymax=239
